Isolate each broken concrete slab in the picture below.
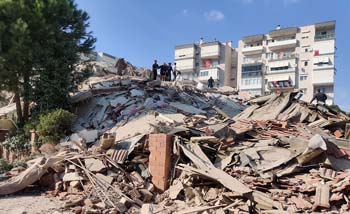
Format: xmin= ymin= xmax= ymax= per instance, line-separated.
xmin=169 ymin=102 xmax=205 ymax=115
xmin=84 ymin=158 xmax=105 ymax=172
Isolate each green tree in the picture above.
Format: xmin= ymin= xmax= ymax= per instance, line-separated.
xmin=0 ymin=0 xmax=96 ymax=123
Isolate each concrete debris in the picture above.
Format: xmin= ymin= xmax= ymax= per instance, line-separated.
xmin=1 ymin=76 xmax=350 ymax=213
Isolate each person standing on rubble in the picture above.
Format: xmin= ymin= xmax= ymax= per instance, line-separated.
xmin=159 ymin=63 xmax=167 ymax=81
xmin=152 ymin=60 xmax=159 ymax=80
xmin=167 ymin=63 xmax=173 ymax=81
xmin=173 ymin=62 xmax=178 ymax=81
xmin=310 ymin=89 xmax=327 ymax=105
xmin=208 ymin=76 xmax=214 ymax=89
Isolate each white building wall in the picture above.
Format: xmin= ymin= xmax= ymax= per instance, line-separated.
xmin=236 ymin=21 xmax=335 ymax=104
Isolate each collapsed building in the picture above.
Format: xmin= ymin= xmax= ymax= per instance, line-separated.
xmin=0 ymin=73 xmax=349 ymax=213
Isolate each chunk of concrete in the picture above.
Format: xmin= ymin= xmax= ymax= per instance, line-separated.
xmin=63 ymin=172 xmax=84 ymax=182
xmin=85 ymin=158 xmax=105 ymax=172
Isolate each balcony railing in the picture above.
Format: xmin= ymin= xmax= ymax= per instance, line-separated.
xmin=201 ymin=51 xmax=220 ymax=58
xmin=268 ymin=81 xmax=294 ymax=90
xmin=315 ymin=34 xmax=335 ymax=41
xmin=267 ymin=54 xmax=296 ymax=61
xmin=177 ymin=65 xmax=195 ymax=71
xmin=268 ymin=39 xmax=297 ymax=49
xmin=242 ymin=45 xmax=263 ymax=53
xmin=198 ymin=67 xmax=220 ymax=81
xmin=243 ymin=58 xmax=262 ymax=64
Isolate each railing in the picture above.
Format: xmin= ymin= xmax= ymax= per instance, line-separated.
xmin=315 ymin=34 xmax=335 ymax=41
xmin=268 ymin=54 xmax=296 ymax=61
xmin=243 ymin=58 xmax=262 ymax=64
xmin=201 ymin=51 xmax=220 ymax=58
xmin=268 ymin=39 xmax=297 ymax=48
xmin=177 ymin=66 xmax=195 ymax=71
xmin=242 ymin=45 xmax=263 ymax=52
xmin=268 ymin=81 xmax=294 ymax=89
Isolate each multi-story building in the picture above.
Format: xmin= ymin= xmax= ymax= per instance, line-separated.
xmin=237 ymin=21 xmax=336 ymax=104
xmin=174 ymin=39 xmax=238 ymax=87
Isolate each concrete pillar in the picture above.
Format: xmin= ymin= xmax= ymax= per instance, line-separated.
xmin=148 ymin=134 xmax=173 ymax=192
xmin=224 ymin=43 xmax=233 ymax=87
xmin=30 ymin=130 xmax=38 ymax=154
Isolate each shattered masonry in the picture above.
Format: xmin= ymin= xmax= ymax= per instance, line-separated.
xmin=0 ymin=74 xmax=350 ymax=214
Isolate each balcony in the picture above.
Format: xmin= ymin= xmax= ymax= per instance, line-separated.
xmin=175 ymin=58 xmax=195 ymax=73
xmin=198 ymin=67 xmax=220 ymax=81
xmin=268 ymin=80 xmax=295 ymax=91
xmin=242 ymin=45 xmax=264 ymax=54
xmin=201 ymin=42 xmax=220 ymax=59
xmin=315 ymin=33 xmax=335 ymax=41
xmin=267 ymin=67 xmax=295 ymax=74
xmin=267 ymin=54 xmax=296 ymax=62
xmin=312 ymin=69 xmax=334 ymax=85
xmin=243 ymin=57 xmax=262 ymax=64
xmin=268 ymin=39 xmax=297 ymax=50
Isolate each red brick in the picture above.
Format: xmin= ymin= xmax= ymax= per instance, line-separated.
xmin=148 ymin=134 xmax=173 ymax=192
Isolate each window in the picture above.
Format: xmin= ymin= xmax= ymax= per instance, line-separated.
xmin=200 ymin=71 xmax=208 ymax=77
xmin=242 ymin=65 xmax=262 ymax=72
xmin=302 ymin=36 xmax=309 ymax=39
xmin=266 ymin=52 xmax=273 ymax=59
xmin=304 ymin=61 xmax=308 ymax=66
xmin=316 ymin=88 xmax=325 ymax=93
xmin=305 ymin=48 xmax=308 ymax=52
xmin=300 ymin=76 xmax=308 ymax=81
xmin=270 ymin=66 xmax=289 ymax=71
xmin=195 ymin=62 xmax=199 ymax=67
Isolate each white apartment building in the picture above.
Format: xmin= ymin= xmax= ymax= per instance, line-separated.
xmin=174 ymin=40 xmax=238 ymax=88
xmin=237 ymin=21 xmax=336 ymax=104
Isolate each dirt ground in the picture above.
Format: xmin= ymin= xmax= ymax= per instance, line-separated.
xmin=0 ymin=190 xmax=69 ymax=214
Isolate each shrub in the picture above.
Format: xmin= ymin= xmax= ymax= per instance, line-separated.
xmin=36 ymin=109 xmax=75 ymax=144
xmin=0 ymin=159 xmax=13 ymax=173
xmin=2 ymin=131 xmax=30 ymax=153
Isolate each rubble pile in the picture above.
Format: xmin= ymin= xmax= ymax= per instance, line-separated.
xmin=75 ymin=57 xmax=139 ymax=80
xmin=0 ymin=77 xmax=350 ymax=213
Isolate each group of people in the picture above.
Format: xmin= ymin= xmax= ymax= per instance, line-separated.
xmin=152 ymin=60 xmax=180 ymax=81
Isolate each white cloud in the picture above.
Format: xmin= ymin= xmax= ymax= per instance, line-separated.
xmin=182 ymin=9 xmax=189 ymax=16
xmin=205 ymin=10 xmax=225 ymax=21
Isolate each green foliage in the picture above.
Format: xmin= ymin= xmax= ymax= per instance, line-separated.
xmin=0 ymin=159 xmax=27 ymax=173
xmin=0 ymin=159 xmax=13 ymax=173
xmin=36 ymin=109 xmax=75 ymax=144
xmin=0 ymin=0 xmax=96 ymax=120
xmin=1 ymin=130 xmax=30 ymax=153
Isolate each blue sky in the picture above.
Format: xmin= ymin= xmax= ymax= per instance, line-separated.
xmin=76 ymin=0 xmax=350 ymax=111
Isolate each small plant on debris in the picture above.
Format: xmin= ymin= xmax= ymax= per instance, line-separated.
xmin=36 ymin=109 xmax=75 ymax=144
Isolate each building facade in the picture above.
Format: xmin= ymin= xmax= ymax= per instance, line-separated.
xmin=237 ymin=21 xmax=336 ymax=104
xmin=174 ymin=40 xmax=238 ymax=88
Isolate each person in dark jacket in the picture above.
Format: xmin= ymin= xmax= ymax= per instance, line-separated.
xmin=310 ymin=89 xmax=327 ymax=104
xmin=152 ymin=60 xmax=159 ymax=80
xmin=167 ymin=63 xmax=173 ymax=81
xmin=159 ymin=63 xmax=168 ymax=81
xmin=208 ymin=76 xmax=214 ymax=88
